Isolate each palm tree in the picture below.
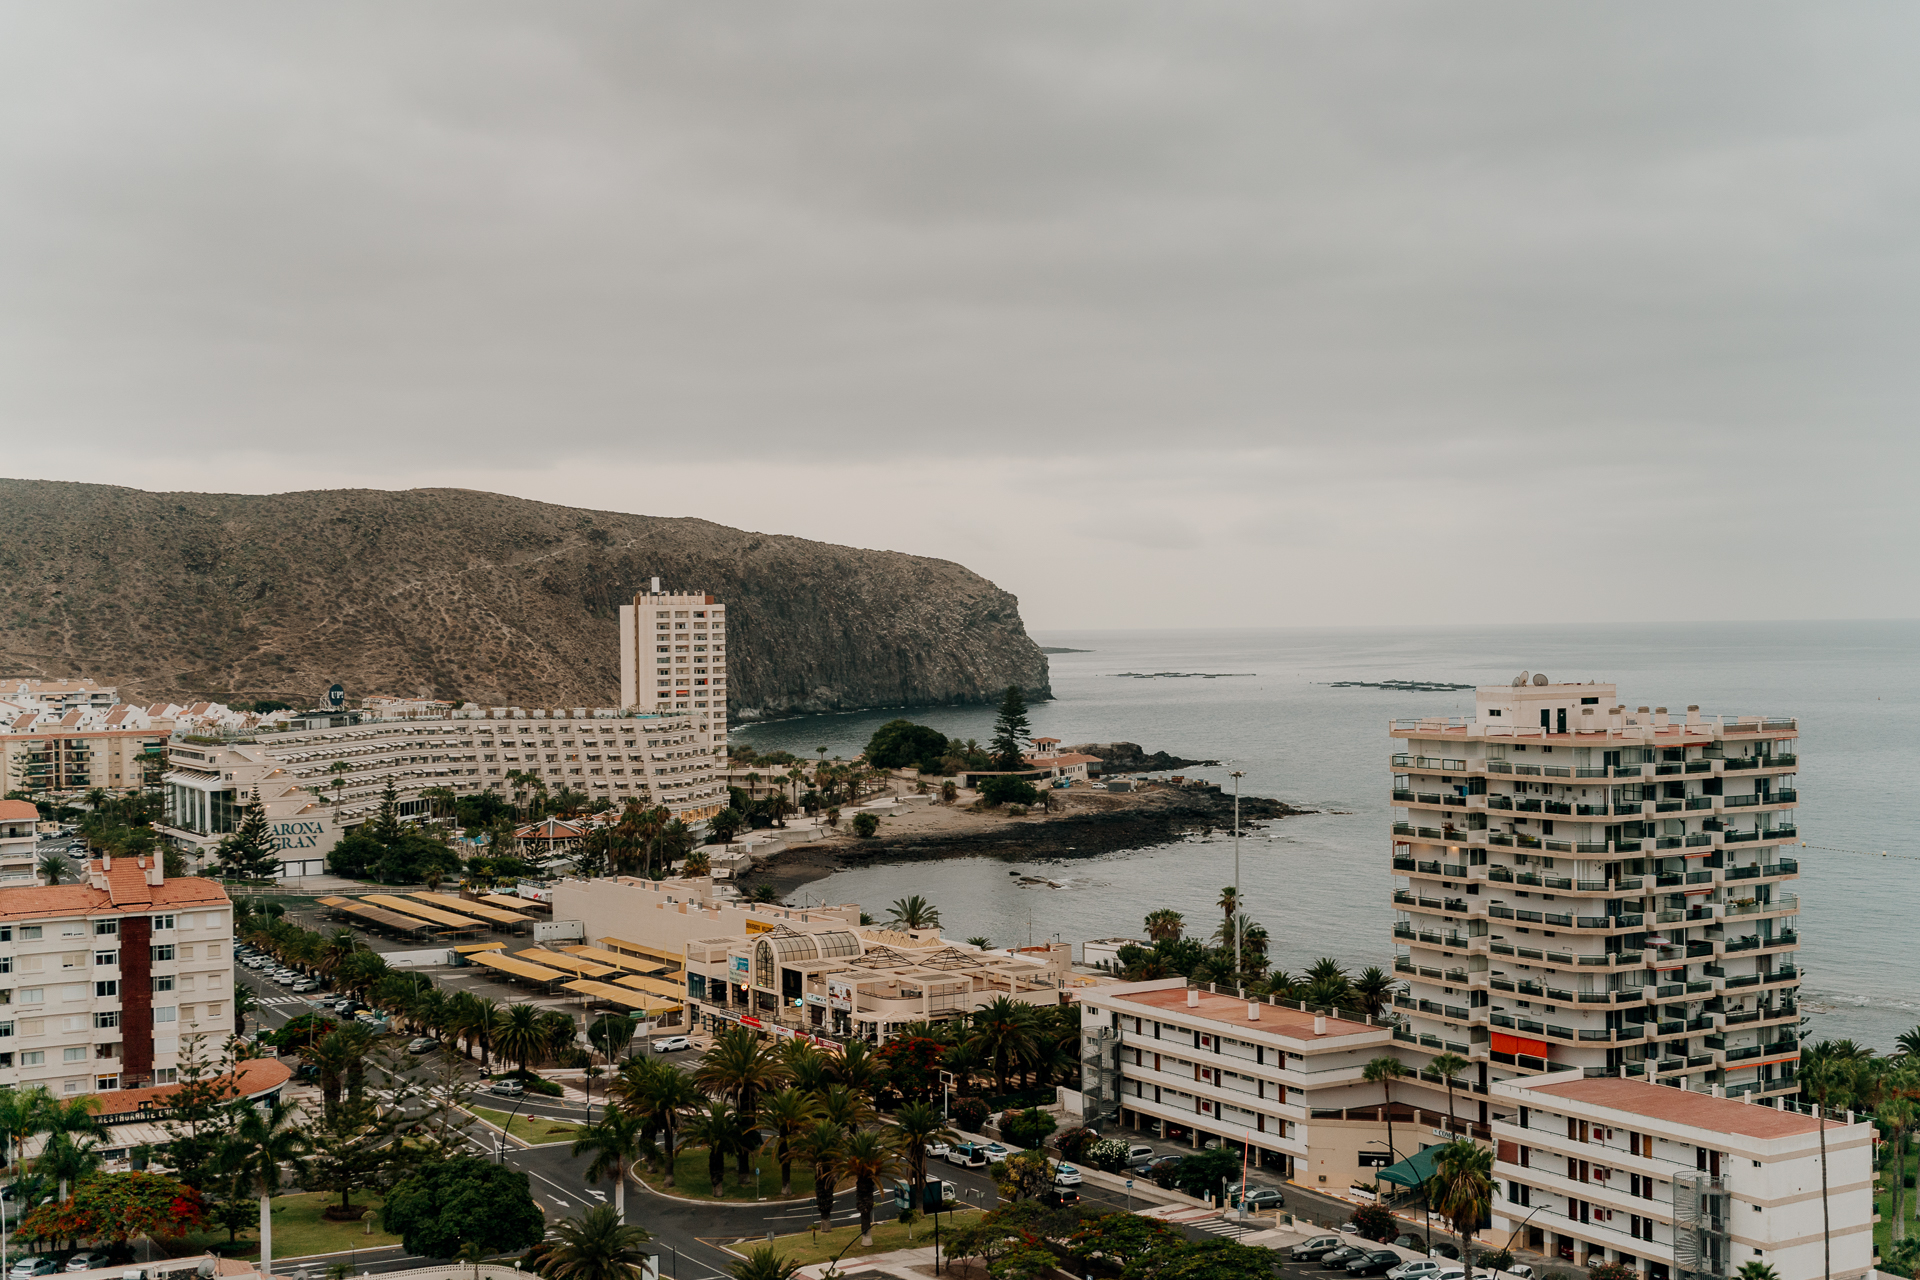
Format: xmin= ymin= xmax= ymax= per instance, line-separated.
xmin=1349 ymin=967 xmax=1398 ymax=1020
xmin=573 ymin=1108 xmax=648 ymax=1223
xmin=38 ymin=1129 xmax=102 ymax=1202
xmin=887 ymin=895 xmax=941 ymax=930
xmin=614 ymin=1060 xmax=700 ymax=1189
xmin=760 ymin=1088 xmax=819 ymax=1197
xmin=1802 ymin=1055 xmax=1858 ymax=1280
xmin=684 ymin=1100 xmax=744 ymax=1196
xmin=891 ymin=1101 xmax=955 ymax=1218
xmin=1431 ymin=1139 xmax=1494 ymax=1273
xmin=1215 ymin=886 xmax=1240 ymax=935
xmin=1881 ymin=1089 xmax=1917 ymax=1245
xmin=729 ymin=1247 xmax=799 ymax=1280
xmin=794 ymin=1120 xmax=845 ymax=1231
xmin=834 ymin=1039 xmax=885 ymax=1097
xmin=841 ymin=1128 xmax=903 ymax=1245
xmin=39 ymin=1094 xmax=102 ymax=1196
xmin=493 ymin=1003 xmax=547 ymax=1076
xmin=1306 ymin=956 xmax=1348 ymax=986
xmin=969 ymin=997 xmax=1040 ymax=1094
xmin=37 ymin=853 xmax=71 ymax=885
xmin=226 ymin=1096 xmax=311 ymax=1275
xmin=816 ymin=1084 xmax=877 ymax=1135
xmin=1364 ymin=1057 xmax=1408 ymax=1167
xmin=542 ymin=1202 xmax=654 ymax=1280
xmin=1734 ymin=1264 xmax=1780 ymax=1280
xmin=1303 ymin=972 xmax=1352 ymax=1013
xmin=1429 ymin=1053 xmax=1470 ymax=1137
xmin=0 ymin=1086 xmax=51 ymax=1173
xmin=1898 ymin=1025 xmax=1920 ymax=1060
xmin=696 ymin=1026 xmax=787 ymax=1117
xmin=938 ymin=780 xmax=958 ymax=805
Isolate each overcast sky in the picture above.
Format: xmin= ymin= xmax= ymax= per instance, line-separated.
xmin=4 ymin=3 xmax=1917 ymax=629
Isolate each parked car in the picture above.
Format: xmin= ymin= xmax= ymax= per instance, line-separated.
xmin=1291 ymin=1237 xmax=1344 ymax=1262
xmin=1500 ymin=1266 xmax=1535 ymax=1280
xmin=1124 ymin=1144 xmax=1156 ymax=1168
xmin=925 ymin=1141 xmax=951 ymax=1159
xmin=489 ymin=1080 xmax=525 ymax=1098
xmin=1429 ymin=1244 xmax=1461 ymax=1261
xmin=1040 ymin=1188 xmax=1081 ymax=1208
xmin=1431 ymin=1268 xmax=1468 ymax=1280
xmin=1052 ymin=1162 xmax=1082 ymax=1186
xmin=291 ymin=980 xmax=318 ymax=993
xmin=1320 ymin=1246 xmax=1367 ymax=1269
xmin=10 ymin=1259 xmax=57 ymax=1277
xmin=406 ymin=1037 xmax=437 ymax=1054
xmin=1387 ymin=1260 xmax=1443 ymax=1280
xmin=62 ymin=1254 xmax=107 ymax=1273
xmin=652 ymin=1035 xmax=691 ymax=1053
xmin=1143 ymin=1154 xmax=1186 ymax=1176
xmin=1393 ymin=1236 xmax=1428 ymax=1253
xmin=1347 ymin=1250 xmax=1404 ymax=1277
xmin=981 ymin=1142 xmax=1009 ymax=1159
xmin=1237 ymin=1187 xmax=1284 ymax=1211
xmin=944 ymin=1144 xmax=989 ymax=1169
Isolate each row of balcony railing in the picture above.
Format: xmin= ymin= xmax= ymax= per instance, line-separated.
xmin=1394 ymin=753 xmax=1797 ymax=775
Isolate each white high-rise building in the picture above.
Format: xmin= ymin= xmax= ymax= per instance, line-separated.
xmin=1389 ymin=679 xmax=1802 ymax=1128
xmin=618 ymin=582 xmax=728 ymax=749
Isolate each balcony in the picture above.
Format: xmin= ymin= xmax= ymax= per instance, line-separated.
xmin=1761 ymin=859 xmax=1800 ymax=876
xmin=1488 ymin=866 xmax=1514 ymax=882
xmin=1686 ymin=759 xmax=1714 ymax=773
xmin=1575 ymin=804 xmax=1607 ymax=817
xmin=1392 ymin=789 xmax=1415 ymax=803
xmin=1686 ymin=796 xmax=1715 ymax=810
xmin=1724 ymin=793 xmax=1761 ymax=808
xmin=1685 ymin=834 xmax=1713 ymax=847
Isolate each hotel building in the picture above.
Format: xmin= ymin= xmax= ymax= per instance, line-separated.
xmin=158 ymin=705 xmax=726 ymax=878
xmin=618 ymin=584 xmax=728 ymax=748
xmin=1490 ymin=1069 xmax=1871 ymax=1280
xmin=1390 ymin=679 xmax=1802 ymax=1124
xmin=0 ymin=856 xmax=234 ymax=1097
xmin=1078 ymin=977 xmax=1434 ymax=1186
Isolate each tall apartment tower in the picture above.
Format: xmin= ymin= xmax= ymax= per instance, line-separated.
xmin=1389 ymin=679 xmax=1802 ymax=1126
xmin=618 ymin=581 xmax=729 ymax=745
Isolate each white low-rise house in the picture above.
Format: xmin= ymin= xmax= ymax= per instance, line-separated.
xmin=1491 ymin=1069 xmax=1873 ymax=1280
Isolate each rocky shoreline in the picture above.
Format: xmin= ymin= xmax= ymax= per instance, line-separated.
xmin=740 ymin=784 xmax=1308 ymax=899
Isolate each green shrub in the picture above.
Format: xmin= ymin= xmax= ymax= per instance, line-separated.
xmin=852 ymin=812 xmax=880 ymax=837
xmin=953 ymin=1097 xmax=990 ymax=1132
xmin=1007 ymin=804 xmax=1029 ymax=816
xmin=1351 ymin=1204 xmax=1396 ymax=1241
xmin=1055 ymin=1126 xmax=1099 ymax=1162
xmin=1087 ymin=1137 xmax=1132 ymax=1173
xmin=978 ymin=776 xmax=1039 ymax=807
xmin=1002 ymin=1107 xmax=1058 ymax=1148
xmin=1478 ymin=1249 xmax=1515 ymax=1273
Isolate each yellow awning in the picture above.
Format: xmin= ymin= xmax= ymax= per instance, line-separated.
xmin=562 ymin=980 xmax=680 ymax=1014
xmin=614 ymin=972 xmax=687 ymax=1001
xmin=362 ymin=894 xmax=481 ymax=930
xmin=454 ymin=942 xmax=508 ymax=955
xmin=469 ymin=952 xmax=568 ymax=983
xmin=600 ymin=937 xmax=685 ymax=968
xmin=408 ymin=892 xmax=533 ymax=925
xmin=481 ymin=893 xmax=547 ymax=913
xmin=559 ymin=944 xmax=667 ymax=973
xmin=518 ymin=948 xmax=617 ymax=979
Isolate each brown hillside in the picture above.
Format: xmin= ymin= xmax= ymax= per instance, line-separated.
xmin=0 ymin=480 xmax=1050 ymax=719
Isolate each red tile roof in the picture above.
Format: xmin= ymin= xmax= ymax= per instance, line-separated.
xmin=0 ymin=873 xmax=228 ymax=922
xmin=1529 ymin=1076 xmax=1839 ymax=1139
xmin=0 ymin=800 xmax=38 ymax=822
xmin=94 ymin=1057 xmax=292 ymax=1118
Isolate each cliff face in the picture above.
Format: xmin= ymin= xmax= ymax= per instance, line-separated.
xmin=0 ymin=480 xmax=1050 ymax=719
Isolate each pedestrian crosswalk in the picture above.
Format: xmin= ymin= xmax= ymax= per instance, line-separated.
xmin=257 ymin=995 xmax=308 ymax=1007
xmin=1194 ymin=1217 xmax=1265 ymax=1240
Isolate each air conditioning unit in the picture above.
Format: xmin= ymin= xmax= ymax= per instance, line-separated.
xmin=1594 ymin=1167 xmax=1612 ymax=1181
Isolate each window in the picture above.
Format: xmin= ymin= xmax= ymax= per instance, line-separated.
xmin=94 ymin=921 xmax=118 ymax=936
xmin=151 ymin=945 xmax=175 ymax=963
xmin=93 ymin=1011 xmax=118 ymax=1029
xmin=19 ymin=1051 xmax=42 ymax=1066
xmin=62 ymin=985 xmax=87 ymax=1001
xmin=152 ymin=1068 xmax=176 ymax=1086
xmin=153 ymin=1007 xmax=176 ymax=1023
xmin=60 ymin=924 xmax=84 ymax=938
xmin=0 ymin=1022 xmax=11 ymax=1038
xmin=17 ymin=990 xmax=41 ymax=1005
xmin=152 ymin=976 xmax=174 ymax=993
xmin=94 ymin=981 xmax=117 ymax=998
xmin=63 ymin=1047 xmax=86 ymax=1063
xmin=18 ymin=927 xmax=39 ymax=941
xmin=151 ymin=915 xmax=174 ymax=930
xmin=95 ymin=1075 xmax=118 ymax=1091
xmin=94 ymin=951 xmax=118 ymax=967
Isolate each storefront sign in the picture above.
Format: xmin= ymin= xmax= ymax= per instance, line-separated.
xmin=827 ymin=980 xmax=853 ymax=1012
xmin=268 ymin=820 xmax=328 ymax=851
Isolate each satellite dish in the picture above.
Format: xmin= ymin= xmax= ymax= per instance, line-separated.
xmin=1512 ymin=672 xmax=1528 ymax=687
xmin=1532 ymin=673 xmax=1549 ymax=686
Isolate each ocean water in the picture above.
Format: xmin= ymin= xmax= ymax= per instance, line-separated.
xmin=733 ymin=621 xmax=1920 ymax=1053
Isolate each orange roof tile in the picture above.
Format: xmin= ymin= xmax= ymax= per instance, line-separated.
xmin=93 ymin=1057 xmax=292 ymax=1118
xmin=0 ymin=874 xmax=228 ymax=922
xmin=1529 ymin=1076 xmax=1840 ymax=1139
xmin=0 ymin=800 xmax=38 ymax=822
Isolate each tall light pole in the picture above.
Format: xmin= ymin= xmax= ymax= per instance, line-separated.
xmin=1230 ymin=771 xmax=1245 ymax=978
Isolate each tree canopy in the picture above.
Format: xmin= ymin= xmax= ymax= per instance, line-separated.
xmin=989 ymin=687 xmax=1032 ymax=772
xmin=381 ymin=1155 xmax=546 ymax=1259
xmin=17 ymin=1170 xmax=208 ymax=1244
xmin=864 ymin=720 xmax=951 ymax=772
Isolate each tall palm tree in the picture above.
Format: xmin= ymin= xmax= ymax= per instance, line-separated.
xmin=1897 ymin=1026 xmax=1920 ymax=1060
xmin=833 ymin=1039 xmax=885 ymax=1097
xmin=841 ymin=1128 xmax=903 ymax=1245
xmin=493 ymin=1003 xmax=547 ymax=1076
xmin=1881 ymin=1089 xmax=1917 ymax=1245
xmin=1363 ymin=1057 xmax=1408 ymax=1166
xmin=696 ymin=1026 xmax=787 ymax=1117
xmin=38 ymin=1129 xmax=102 ymax=1202
xmin=573 ymin=1108 xmax=648 ymax=1223
xmin=887 ymin=895 xmax=941 ymax=930
xmin=816 ymin=1085 xmax=876 ymax=1135
xmin=1432 ymin=1139 xmax=1494 ymax=1273
xmin=1143 ymin=909 xmax=1184 ymax=942
xmin=0 ymin=1086 xmax=52 ymax=1173
xmin=40 ymin=1094 xmax=102 ymax=1196
xmin=684 ymin=1100 xmax=744 ymax=1196
xmin=542 ymin=1202 xmax=654 ymax=1280
xmin=969 ymin=997 xmax=1040 ymax=1094
xmin=891 ymin=1101 xmax=955 ymax=1217
xmin=1802 ymin=1055 xmax=1858 ymax=1280
xmin=1215 ymin=886 xmax=1240 ymax=936
xmin=225 ymin=1096 xmax=311 ymax=1275
xmin=793 ymin=1120 xmax=845 ymax=1231
xmin=612 ymin=1059 xmax=699 ymax=1190
xmin=1429 ymin=1053 xmax=1470 ymax=1137
xmin=784 ymin=1044 xmax=834 ymax=1096
xmin=1349 ymin=967 xmax=1399 ymax=1020
xmin=1306 ymin=957 xmax=1348 ymax=986
xmin=760 ymin=1088 xmax=819 ymax=1197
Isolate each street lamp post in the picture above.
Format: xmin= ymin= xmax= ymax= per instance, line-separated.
xmin=1229 ymin=770 xmax=1245 ymax=976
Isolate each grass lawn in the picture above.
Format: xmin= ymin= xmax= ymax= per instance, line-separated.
xmin=469 ymin=1104 xmax=586 ymax=1146
xmin=171 ymin=1191 xmax=407 ymax=1261
xmin=635 ymin=1146 xmax=818 ymax=1204
xmin=753 ymin=1208 xmax=986 ymax=1268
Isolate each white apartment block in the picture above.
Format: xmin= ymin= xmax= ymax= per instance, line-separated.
xmin=618 ymin=584 xmax=729 ymax=747
xmin=1390 ymin=680 xmax=1802 ymax=1122
xmin=159 ymin=706 xmax=726 ymax=878
xmin=0 ymin=857 xmax=234 ymax=1097
xmin=0 ymin=800 xmax=38 ymax=887
xmin=0 ymin=708 xmax=170 ymax=797
xmin=1079 ymin=978 xmax=1426 ymax=1185
xmin=1491 ymin=1070 xmax=1871 ymax=1280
